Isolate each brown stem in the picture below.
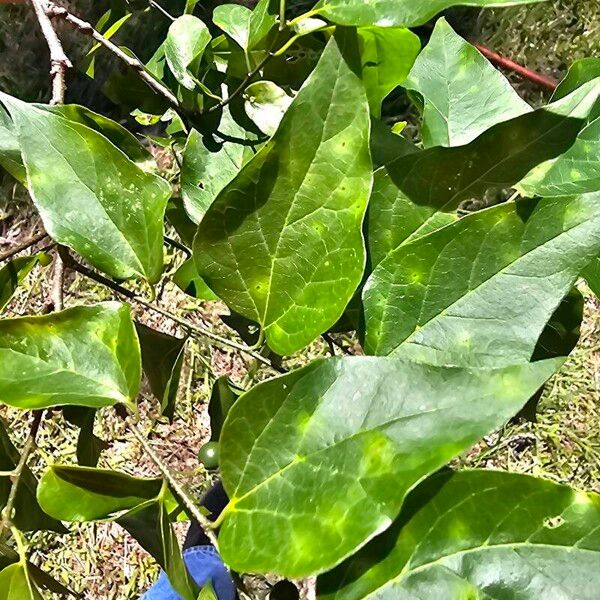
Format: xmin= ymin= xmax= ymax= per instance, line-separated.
xmin=0 ymin=411 xmax=44 ymax=535
xmin=128 ymin=420 xmax=218 ymax=547
xmin=29 ymin=0 xmax=70 ymax=307
xmin=206 ymin=48 xmax=276 ymax=114
xmin=0 ymin=231 xmax=48 ymax=262
xmin=60 ymin=249 xmax=286 ymax=372
xmin=29 ymin=0 xmax=72 ymax=104
xmin=46 ymin=2 xmax=180 ymax=109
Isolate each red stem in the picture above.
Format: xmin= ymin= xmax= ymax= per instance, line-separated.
xmin=472 ymin=42 xmax=558 ymax=92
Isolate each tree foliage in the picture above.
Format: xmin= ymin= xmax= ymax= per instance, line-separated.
xmin=0 ymin=0 xmax=599 ymax=598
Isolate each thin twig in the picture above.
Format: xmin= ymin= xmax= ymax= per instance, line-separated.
xmin=29 ymin=0 xmax=72 ymax=104
xmin=60 ymin=249 xmax=286 ymax=372
xmin=164 ymin=235 xmax=192 ymax=258
xmin=47 ymin=2 xmax=180 ymax=108
xmin=51 ymin=250 xmax=65 ymax=310
xmin=279 ymin=0 xmax=286 ymax=30
xmin=206 ymin=44 xmax=278 ymax=114
xmin=0 ymin=231 xmax=48 ymax=263
xmin=148 ymin=0 xmax=175 ymax=21
xmin=128 ymin=420 xmax=218 ymax=547
xmin=0 ymin=411 xmax=44 ymax=535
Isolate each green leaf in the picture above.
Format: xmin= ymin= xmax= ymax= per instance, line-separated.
xmin=518 ymin=116 xmax=600 ymax=197
xmin=404 ymin=18 xmax=530 ymax=147
xmin=0 ymin=253 xmax=51 ymax=313
xmin=217 ymin=356 xmax=560 ymax=576
xmin=118 ymin=491 xmax=198 ymax=600
xmin=165 ymin=15 xmax=212 ymax=90
xmin=181 ymin=110 xmax=253 ymax=224
xmin=194 ymin=29 xmax=372 ymax=356
xmin=39 ymin=104 xmax=152 ymax=167
xmin=173 ymin=259 xmax=219 ymax=301
xmin=0 ymin=545 xmax=77 ymax=597
xmin=0 ymin=104 xmax=25 ymax=184
xmin=363 ymin=195 xmax=600 ymax=364
xmin=553 ymin=57 xmax=600 ymax=101
xmin=198 ymin=581 xmax=218 ymax=600
xmin=213 ymin=0 xmax=276 ymax=53
xmin=0 ymin=419 xmax=67 ymax=533
xmin=0 ymin=94 xmax=171 ymax=283
xmin=37 ymin=464 xmax=163 ymax=522
xmin=62 ymin=406 xmax=108 ymax=468
xmin=583 ymin=257 xmax=600 ymax=298
xmin=358 ymin=26 xmax=420 ymax=116
xmin=208 ymin=376 xmax=242 ymax=441
xmin=244 ymin=81 xmax=293 ymax=136
xmin=372 ymin=79 xmax=600 ymax=257
xmin=0 ymin=563 xmax=42 ymax=600
xmin=0 ymin=302 xmax=141 ymax=410
xmin=136 ymin=323 xmax=187 ymax=420
xmin=315 ymin=0 xmax=548 ymax=28
xmin=367 ymin=169 xmax=456 ymax=270
xmin=318 ymin=470 xmax=600 ymax=600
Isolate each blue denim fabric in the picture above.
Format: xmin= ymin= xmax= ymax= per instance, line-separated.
xmin=141 ymin=546 xmax=236 ymax=600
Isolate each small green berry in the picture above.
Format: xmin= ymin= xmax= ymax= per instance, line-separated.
xmin=198 ymin=441 xmax=219 ymax=470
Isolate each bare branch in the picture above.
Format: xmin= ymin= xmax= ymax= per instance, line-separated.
xmin=0 ymin=230 xmax=48 ymax=263
xmin=0 ymin=411 xmax=44 ymax=535
xmin=29 ymin=0 xmax=71 ymax=104
xmin=46 ymin=2 xmax=180 ymax=109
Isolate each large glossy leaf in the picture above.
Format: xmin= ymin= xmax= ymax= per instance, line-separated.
xmin=194 ymin=29 xmax=372 ymax=356
xmin=181 ymin=109 xmax=253 ymax=224
xmin=318 ymin=470 xmax=600 ymax=599
xmin=37 ymin=464 xmax=163 ymax=522
xmin=213 ymin=0 xmax=276 ymax=53
xmin=217 ymin=356 xmax=560 ymax=576
xmin=0 ymin=94 xmax=171 ymax=283
xmin=367 ymin=169 xmax=456 ymax=269
xmin=363 ymin=195 xmax=600 ymax=364
xmin=518 ymin=116 xmax=600 ymax=197
xmin=0 ymin=253 xmax=51 ymax=313
xmin=165 ymin=15 xmax=212 ymax=90
xmin=136 ymin=323 xmax=186 ymax=420
xmin=358 ymin=26 xmax=420 ymax=116
xmin=0 ymin=303 xmax=140 ymax=410
xmin=368 ymin=79 xmax=600 ymax=265
xmin=404 ymin=18 xmax=531 ymax=147
xmin=39 ymin=104 xmax=152 ymax=167
xmin=315 ymin=0 xmax=547 ymax=28
xmin=0 ymin=420 xmax=67 ymax=533
xmin=0 ymin=563 xmax=42 ymax=600
xmin=0 ymin=103 xmax=152 ymax=180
